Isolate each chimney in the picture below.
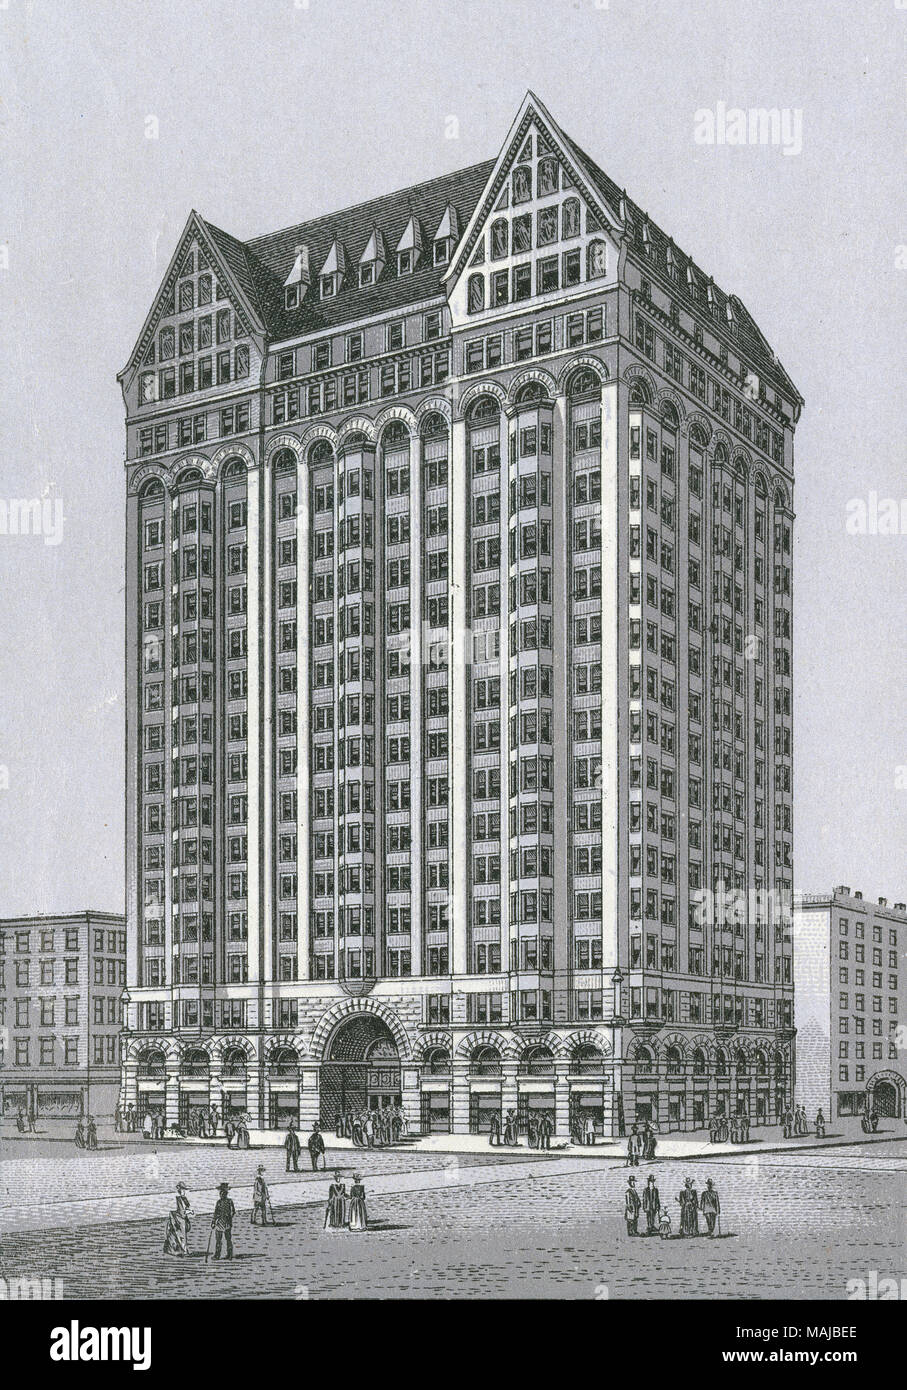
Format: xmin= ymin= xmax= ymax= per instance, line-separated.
xmin=835 ymin=886 xmax=851 ymax=896
xmin=894 ymin=903 xmax=906 ymax=912
xmin=854 ymin=891 xmax=863 ymax=900
xmin=878 ymin=898 xmax=888 ymax=908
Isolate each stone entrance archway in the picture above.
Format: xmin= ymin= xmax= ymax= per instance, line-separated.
xmin=866 ymin=1071 xmax=906 ymax=1119
xmin=319 ymin=1015 xmax=401 ymax=1127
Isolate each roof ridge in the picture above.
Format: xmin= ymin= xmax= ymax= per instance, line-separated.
xmin=244 ymin=157 xmax=497 ymax=253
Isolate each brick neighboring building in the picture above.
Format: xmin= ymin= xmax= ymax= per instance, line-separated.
xmin=0 ymin=911 xmax=126 ymax=1122
xmin=118 ymin=93 xmax=802 ymax=1137
xmin=793 ymin=889 xmax=907 ymax=1122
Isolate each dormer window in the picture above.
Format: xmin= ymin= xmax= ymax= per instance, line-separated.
xmin=395 ymin=216 xmax=422 ymax=276
xmin=321 ymin=274 xmax=339 ymax=299
xmin=433 ymin=239 xmax=452 ymax=266
xmin=285 ymin=285 xmax=300 ymax=310
xmin=432 ymin=203 xmax=459 ymax=269
xmin=397 ymin=249 xmax=414 ymax=276
xmin=358 ymin=227 xmax=386 ymax=288
xmin=318 ymin=240 xmax=347 ymax=300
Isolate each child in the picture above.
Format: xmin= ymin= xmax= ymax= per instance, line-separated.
xmin=658 ymin=1206 xmax=673 ymax=1239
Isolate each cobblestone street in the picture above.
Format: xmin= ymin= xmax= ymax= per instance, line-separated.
xmin=1 ymin=1139 xmax=903 ymax=1300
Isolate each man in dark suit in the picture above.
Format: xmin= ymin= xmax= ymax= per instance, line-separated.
xmin=285 ymin=1121 xmax=301 ymax=1172
xmin=624 ymin=1176 xmax=641 ymax=1236
xmin=642 ymin=1174 xmax=661 ymax=1234
xmin=211 ymin=1183 xmax=235 ymax=1260
xmin=307 ymin=1121 xmax=326 ymax=1171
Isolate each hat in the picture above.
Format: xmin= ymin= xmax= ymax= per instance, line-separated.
xmin=353 ymin=1173 xmax=362 ymax=1182
xmin=257 ymin=1164 xmax=265 ymax=1172
xmin=176 ymin=1182 xmax=187 ymax=1191
xmin=218 ymin=1182 xmax=230 ymax=1193
xmin=628 ymin=1176 xmax=636 ymax=1183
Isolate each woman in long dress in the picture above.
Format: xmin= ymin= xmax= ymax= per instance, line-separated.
xmin=163 ymin=1184 xmax=192 ymax=1255
xmin=347 ymin=1175 xmax=367 ymax=1232
xmin=324 ymin=1172 xmax=347 ymax=1230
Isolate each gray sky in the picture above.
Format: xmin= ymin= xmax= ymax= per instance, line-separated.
xmin=0 ymin=0 xmax=904 ymax=916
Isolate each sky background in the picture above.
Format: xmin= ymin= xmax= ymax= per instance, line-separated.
xmin=0 ymin=0 xmax=904 ymax=917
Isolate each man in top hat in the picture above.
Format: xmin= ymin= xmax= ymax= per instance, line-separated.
xmin=285 ymin=1120 xmax=301 ymax=1172
xmin=211 ymin=1182 xmax=236 ymax=1259
xmin=251 ymin=1165 xmax=273 ymax=1225
xmin=624 ymin=1176 xmax=641 ymax=1236
xmin=700 ymin=1178 xmax=721 ymax=1236
xmin=642 ymin=1174 xmax=661 ymax=1235
xmin=308 ymin=1121 xmax=326 ymax=1171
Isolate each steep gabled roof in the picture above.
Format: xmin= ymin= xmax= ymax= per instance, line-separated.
xmin=240 ymin=159 xmax=496 ymax=339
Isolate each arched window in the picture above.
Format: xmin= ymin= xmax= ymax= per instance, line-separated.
xmin=181 ymin=1049 xmax=209 ymax=1077
xmin=636 ymin=1046 xmax=654 ymax=1077
xmin=521 ymin=1045 xmax=555 ymax=1075
xmin=666 ymin=1046 xmax=683 ymax=1077
xmin=269 ymin=1047 xmax=299 ymax=1077
xmin=467 ymin=273 xmax=485 ymax=314
xmin=420 ymin=411 xmax=448 ymax=439
xmin=735 ymin=1050 xmax=748 ymax=1077
xmin=570 ymin=1044 xmax=605 ymax=1075
xmin=222 ymin=458 xmax=245 ymax=480
xmin=273 ymin=447 xmax=296 ymax=473
xmin=382 ymin=420 xmax=409 ymax=448
xmin=714 ymin=442 xmax=729 ymax=466
xmin=690 ymin=423 xmax=709 ymax=450
xmin=138 ymin=477 xmax=164 ymax=501
xmin=222 ymin=1047 xmax=247 ymax=1079
xmin=514 ymin=380 xmax=549 ymax=407
xmin=628 ymin=377 xmax=651 ymax=407
xmin=175 ymin=467 xmax=203 ymax=489
xmin=567 ymin=367 xmax=599 ymax=399
xmin=466 ymin=394 xmax=500 ymax=424
xmin=423 ymin=1047 xmax=451 ymax=1076
xmin=587 ymin=239 xmax=607 ymax=279
xmin=562 ymin=197 xmax=581 ymax=240
xmin=692 ymin=1048 xmax=707 ymax=1076
xmin=512 ymin=165 xmax=532 ymax=204
xmin=661 ymin=401 xmax=680 ymax=431
xmin=309 ymin=439 xmax=333 ymax=467
xmin=537 ymin=156 xmax=559 ymax=197
xmin=715 ymin=1049 xmax=728 ymax=1077
xmin=490 ymin=219 xmax=508 ymax=260
xmin=470 ymin=1045 xmax=502 ymax=1077
xmin=753 ymin=1050 xmax=768 ymax=1077
xmin=137 ymin=1048 xmax=166 ymax=1078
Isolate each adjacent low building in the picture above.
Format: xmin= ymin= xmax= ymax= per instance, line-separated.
xmin=793 ymin=888 xmax=906 ymax=1122
xmin=0 ymin=911 xmax=126 ymax=1123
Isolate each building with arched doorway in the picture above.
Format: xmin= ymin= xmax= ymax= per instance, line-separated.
xmin=118 ymin=94 xmax=802 ymax=1137
xmin=793 ymin=888 xmax=906 ymax=1124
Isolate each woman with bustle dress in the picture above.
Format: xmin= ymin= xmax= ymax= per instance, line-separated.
xmin=324 ymin=1171 xmax=347 ymax=1229
xmin=347 ymin=1174 xmax=368 ymax=1231
xmin=163 ymin=1183 xmax=192 ymax=1255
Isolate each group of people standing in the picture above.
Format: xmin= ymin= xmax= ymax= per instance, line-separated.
xmin=14 ymin=1109 xmax=37 ymax=1134
xmin=625 ymin=1122 xmax=658 ymax=1163
xmin=708 ymin=1112 xmax=751 ymax=1144
xmin=73 ymin=1115 xmax=99 ymax=1149
xmin=782 ymin=1105 xmax=825 ymax=1138
xmin=334 ymin=1105 xmax=407 ymax=1148
xmin=323 ymin=1171 xmax=369 ymax=1232
xmin=487 ymin=1108 xmax=551 ymax=1147
xmin=625 ymin=1175 xmax=721 ymax=1239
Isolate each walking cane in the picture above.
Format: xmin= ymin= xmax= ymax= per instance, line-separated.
xmin=267 ymin=1195 xmax=276 ymax=1226
xmin=205 ymin=1223 xmax=214 ymax=1264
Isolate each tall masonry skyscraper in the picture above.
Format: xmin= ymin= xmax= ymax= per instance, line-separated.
xmin=119 ymin=94 xmax=802 ymax=1138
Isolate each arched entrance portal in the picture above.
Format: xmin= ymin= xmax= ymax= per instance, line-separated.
xmin=865 ymin=1071 xmax=906 ymax=1120
xmin=320 ymin=1016 xmax=402 ymax=1127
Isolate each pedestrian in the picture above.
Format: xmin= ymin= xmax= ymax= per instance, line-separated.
xmin=626 ymin=1124 xmax=641 ymax=1167
xmin=86 ymin=1115 xmax=98 ymax=1150
xmin=308 ymin=1121 xmax=326 ymax=1171
xmin=74 ymin=1118 xmax=86 ymax=1148
xmin=142 ymin=1111 xmax=153 ymax=1140
xmin=391 ymin=1107 xmax=403 ymax=1142
xmin=163 ymin=1183 xmax=192 ymax=1255
xmin=27 ymin=1111 xmax=37 ymax=1134
xmin=488 ymin=1110 xmax=501 ymax=1146
xmin=815 ymin=1108 xmax=826 ymax=1138
xmin=538 ymin=1113 xmax=552 ymax=1150
xmin=658 ymin=1206 xmax=673 ymax=1239
xmin=624 ymin=1176 xmax=641 ymax=1236
xmin=236 ymin=1114 xmax=251 ymax=1149
xmin=583 ymin=1114 xmax=596 ymax=1146
xmin=351 ymin=1114 xmax=365 ymax=1148
xmin=285 ymin=1120 xmax=301 ymax=1172
xmin=224 ymin=1118 xmax=236 ymax=1149
xmin=678 ymin=1178 xmax=699 ymax=1236
xmin=16 ymin=1109 xmax=26 ymax=1133
xmin=642 ymin=1175 xmax=660 ymax=1235
xmin=347 ymin=1173 xmax=368 ymax=1232
xmin=782 ymin=1107 xmax=792 ymax=1139
xmin=126 ymin=1103 xmax=136 ymax=1133
xmin=645 ymin=1126 xmax=657 ymax=1160
xmin=324 ymin=1171 xmax=347 ymax=1230
xmin=114 ymin=1103 xmax=123 ymax=1134
xmin=527 ymin=1115 xmax=538 ymax=1149
xmin=252 ymin=1165 xmax=273 ymax=1225
xmin=503 ymin=1109 xmax=519 ymax=1146
xmin=210 ymin=1183 xmax=235 ymax=1260
xmin=700 ymin=1178 xmax=721 ymax=1237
